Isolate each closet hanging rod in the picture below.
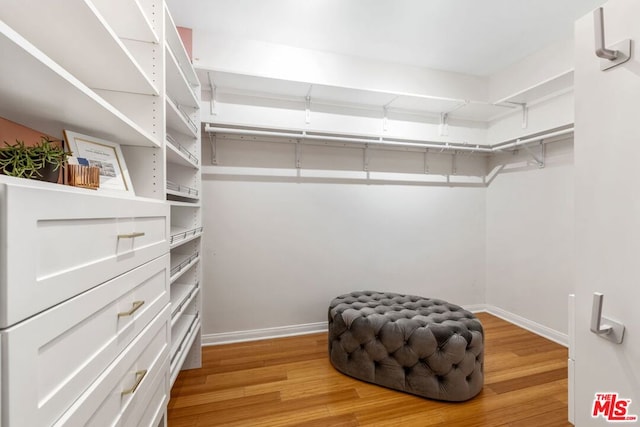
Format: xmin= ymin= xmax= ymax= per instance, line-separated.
xmin=492 ymin=127 xmax=574 ymax=151
xmin=204 ymin=124 xmax=573 ymax=153
xmin=203 ymin=125 xmax=492 ymax=153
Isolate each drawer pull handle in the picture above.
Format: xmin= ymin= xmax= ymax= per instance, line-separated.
xmin=121 ymin=370 xmax=147 ymax=396
xmin=118 ymin=232 xmax=145 ymax=239
xmin=118 ymin=301 xmax=145 ymax=317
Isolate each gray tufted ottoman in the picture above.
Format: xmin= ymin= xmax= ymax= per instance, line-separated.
xmin=328 ymin=291 xmax=484 ymax=402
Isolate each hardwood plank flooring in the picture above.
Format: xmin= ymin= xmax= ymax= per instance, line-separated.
xmin=168 ymin=313 xmax=570 ymax=426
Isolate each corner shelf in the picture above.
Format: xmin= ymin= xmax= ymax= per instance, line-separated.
xmin=492 ymin=70 xmax=574 ymax=105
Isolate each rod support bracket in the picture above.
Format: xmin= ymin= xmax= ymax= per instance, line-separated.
xmin=382 ymin=106 xmax=389 ymax=132
xmin=439 ymin=113 xmax=449 ymax=136
xmin=522 ymin=140 xmax=545 ymax=168
xmin=207 ymin=72 xmax=217 ymax=116
xmin=209 ymin=133 xmax=217 ymax=165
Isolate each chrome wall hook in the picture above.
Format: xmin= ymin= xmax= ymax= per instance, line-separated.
xmin=590 ymin=292 xmax=625 ymax=344
xmin=594 ymin=7 xmax=632 ymax=71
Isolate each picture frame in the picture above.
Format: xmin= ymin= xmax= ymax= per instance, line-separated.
xmin=63 ymin=130 xmax=134 ymax=195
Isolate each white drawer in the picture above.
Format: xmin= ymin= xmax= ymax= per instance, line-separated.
xmin=122 ymin=354 xmax=169 ymax=427
xmin=0 ymin=183 xmax=169 ymax=328
xmin=0 ymin=254 xmax=170 ymax=427
xmin=55 ymin=306 xmax=170 ymax=426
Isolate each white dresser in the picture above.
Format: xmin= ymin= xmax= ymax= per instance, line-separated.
xmin=0 ymin=179 xmax=171 ymax=426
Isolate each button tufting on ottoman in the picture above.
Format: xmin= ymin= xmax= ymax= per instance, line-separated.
xmin=328 ymin=291 xmax=484 ymax=402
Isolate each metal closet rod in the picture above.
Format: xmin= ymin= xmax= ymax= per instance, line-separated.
xmin=203 ymin=125 xmax=574 ymax=153
xmin=493 ymin=127 xmax=574 ymax=151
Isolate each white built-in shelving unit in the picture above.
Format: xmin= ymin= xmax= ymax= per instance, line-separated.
xmin=0 ymin=1 xmax=202 ymax=425
xmin=163 ymin=5 xmax=203 ymax=387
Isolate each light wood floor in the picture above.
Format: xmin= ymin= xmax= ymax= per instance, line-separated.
xmin=168 ymin=313 xmax=570 ymax=426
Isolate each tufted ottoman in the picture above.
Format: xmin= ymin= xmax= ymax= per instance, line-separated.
xmin=328 ymin=291 xmax=484 ymax=402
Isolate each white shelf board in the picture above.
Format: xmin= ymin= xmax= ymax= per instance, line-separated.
xmin=170 ymin=227 xmax=203 ymax=249
xmin=166 ymin=45 xmax=200 ymax=109
xmin=92 ymin=0 xmax=159 ymax=43
xmin=389 ymin=96 xmax=463 ymax=115
xmin=450 ymin=102 xmax=516 ymax=122
xmin=493 ymin=70 xmax=574 ymax=105
xmin=171 ymin=282 xmax=199 ymax=321
xmin=202 ymin=68 xmax=572 ymax=125
xmin=169 ymin=200 xmax=201 ymax=208
xmin=170 ymin=313 xmax=197 ymax=360
xmin=204 ymin=69 xmax=311 ymax=100
xmin=202 ymin=69 xmax=487 ymax=117
xmin=165 ymin=5 xmax=199 ymax=88
xmin=171 ymin=285 xmax=199 ymax=328
xmin=166 ymin=142 xmax=199 ymax=169
xmin=311 ymin=85 xmax=397 ymax=108
xmin=1 ymin=0 xmax=158 ymax=96
xmin=0 ymin=22 xmax=159 ymax=147
xmin=170 ymin=319 xmax=200 ymax=387
xmin=166 ymin=97 xmax=198 ymax=138
xmin=170 ymin=283 xmax=193 ymax=320
xmin=167 ymin=188 xmax=200 ymax=202
xmin=170 ymin=253 xmax=200 ymax=284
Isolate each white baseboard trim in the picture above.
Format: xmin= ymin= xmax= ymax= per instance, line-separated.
xmin=462 ymin=304 xmax=487 ymax=313
xmin=202 ymin=321 xmax=328 ymax=346
xmin=201 ymin=305 xmax=568 ymax=348
xmin=480 ymin=304 xmax=568 ymax=347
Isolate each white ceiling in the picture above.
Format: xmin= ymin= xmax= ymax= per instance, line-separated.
xmin=166 ymin=0 xmax=605 ymax=77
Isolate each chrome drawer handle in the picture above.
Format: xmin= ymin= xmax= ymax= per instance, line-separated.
xmin=118 ymin=232 xmax=145 ymax=239
xmin=118 ymin=301 xmax=145 ymax=318
xmin=121 ymin=370 xmax=147 ymax=396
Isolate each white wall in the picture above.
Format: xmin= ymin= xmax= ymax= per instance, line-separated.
xmin=489 ymin=38 xmax=574 ymax=102
xmin=485 ymin=140 xmax=574 ymax=337
xmin=201 ymin=179 xmax=486 ymax=336
xmin=192 ymin=22 xmax=580 ymax=343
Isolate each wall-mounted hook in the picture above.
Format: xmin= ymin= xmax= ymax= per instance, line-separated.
xmin=594 ymin=7 xmax=632 ymax=71
xmin=590 ymin=292 xmax=625 ymax=344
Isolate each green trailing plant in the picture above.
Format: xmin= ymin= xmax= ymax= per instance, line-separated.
xmin=0 ymin=137 xmax=70 ymax=179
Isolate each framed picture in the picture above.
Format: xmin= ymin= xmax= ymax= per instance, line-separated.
xmin=63 ymin=130 xmax=134 ymax=195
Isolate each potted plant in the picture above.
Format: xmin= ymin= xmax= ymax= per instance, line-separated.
xmin=0 ymin=136 xmax=70 ymax=182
